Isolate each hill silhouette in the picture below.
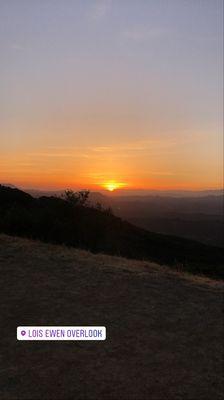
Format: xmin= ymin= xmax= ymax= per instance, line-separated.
xmin=0 ymin=184 xmax=223 ymax=279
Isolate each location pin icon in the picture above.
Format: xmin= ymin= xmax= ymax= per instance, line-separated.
xmin=21 ymin=330 xmax=26 ymax=336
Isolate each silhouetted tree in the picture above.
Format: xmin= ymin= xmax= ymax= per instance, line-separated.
xmin=1 ymin=185 xmax=223 ymax=279
xmin=63 ymin=190 xmax=90 ymax=206
xmin=104 ymin=206 xmax=113 ymax=215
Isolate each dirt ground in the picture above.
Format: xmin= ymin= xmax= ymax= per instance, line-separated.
xmin=0 ymin=234 xmax=223 ymax=400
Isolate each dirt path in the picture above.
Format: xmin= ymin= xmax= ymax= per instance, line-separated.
xmin=0 ymin=235 xmax=223 ymax=399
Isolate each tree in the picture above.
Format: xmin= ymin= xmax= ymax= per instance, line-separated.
xmin=63 ymin=190 xmax=90 ymax=206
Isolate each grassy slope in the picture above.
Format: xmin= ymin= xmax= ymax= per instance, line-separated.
xmin=0 ymin=234 xmax=223 ymax=400
xmin=0 ymin=185 xmax=223 ymax=279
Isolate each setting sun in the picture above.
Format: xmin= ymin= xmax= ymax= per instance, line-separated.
xmin=103 ymin=181 xmax=126 ymax=192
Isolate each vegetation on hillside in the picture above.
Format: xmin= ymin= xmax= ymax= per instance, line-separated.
xmin=0 ymin=184 xmax=223 ymax=279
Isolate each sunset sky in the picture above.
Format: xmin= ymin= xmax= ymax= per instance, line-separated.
xmin=0 ymin=0 xmax=223 ymax=191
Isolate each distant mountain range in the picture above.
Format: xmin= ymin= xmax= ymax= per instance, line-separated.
xmin=1 ymin=183 xmax=222 ymax=198
xmin=1 ymin=183 xmax=223 ymax=247
xmin=0 ymin=184 xmax=223 ymax=279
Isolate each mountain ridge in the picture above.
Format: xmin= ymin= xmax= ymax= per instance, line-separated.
xmin=0 ymin=184 xmax=223 ymax=279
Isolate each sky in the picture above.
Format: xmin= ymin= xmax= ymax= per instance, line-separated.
xmin=0 ymin=0 xmax=223 ymax=191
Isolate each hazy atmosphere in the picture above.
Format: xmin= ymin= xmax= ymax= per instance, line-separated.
xmin=1 ymin=2 xmax=223 ymax=400
xmin=0 ymin=0 xmax=223 ymax=191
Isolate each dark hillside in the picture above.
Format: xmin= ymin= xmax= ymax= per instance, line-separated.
xmin=0 ymin=185 xmax=223 ymax=279
xmin=0 ymin=184 xmax=33 ymax=206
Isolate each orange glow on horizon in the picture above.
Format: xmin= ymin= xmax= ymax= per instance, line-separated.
xmin=1 ymin=2 xmax=222 ymax=198
xmin=102 ymin=181 xmax=127 ymax=192
xmin=1 ymin=175 xmax=222 ymax=193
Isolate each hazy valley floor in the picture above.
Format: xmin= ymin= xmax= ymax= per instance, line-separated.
xmin=0 ymin=234 xmax=223 ymax=400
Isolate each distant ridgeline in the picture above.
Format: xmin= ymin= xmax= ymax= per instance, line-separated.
xmin=0 ymin=184 xmax=223 ymax=279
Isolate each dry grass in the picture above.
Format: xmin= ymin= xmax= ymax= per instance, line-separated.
xmin=0 ymin=234 xmax=223 ymax=399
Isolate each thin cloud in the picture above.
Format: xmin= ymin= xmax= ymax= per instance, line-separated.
xmin=28 ymin=152 xmax=89 ymax=159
